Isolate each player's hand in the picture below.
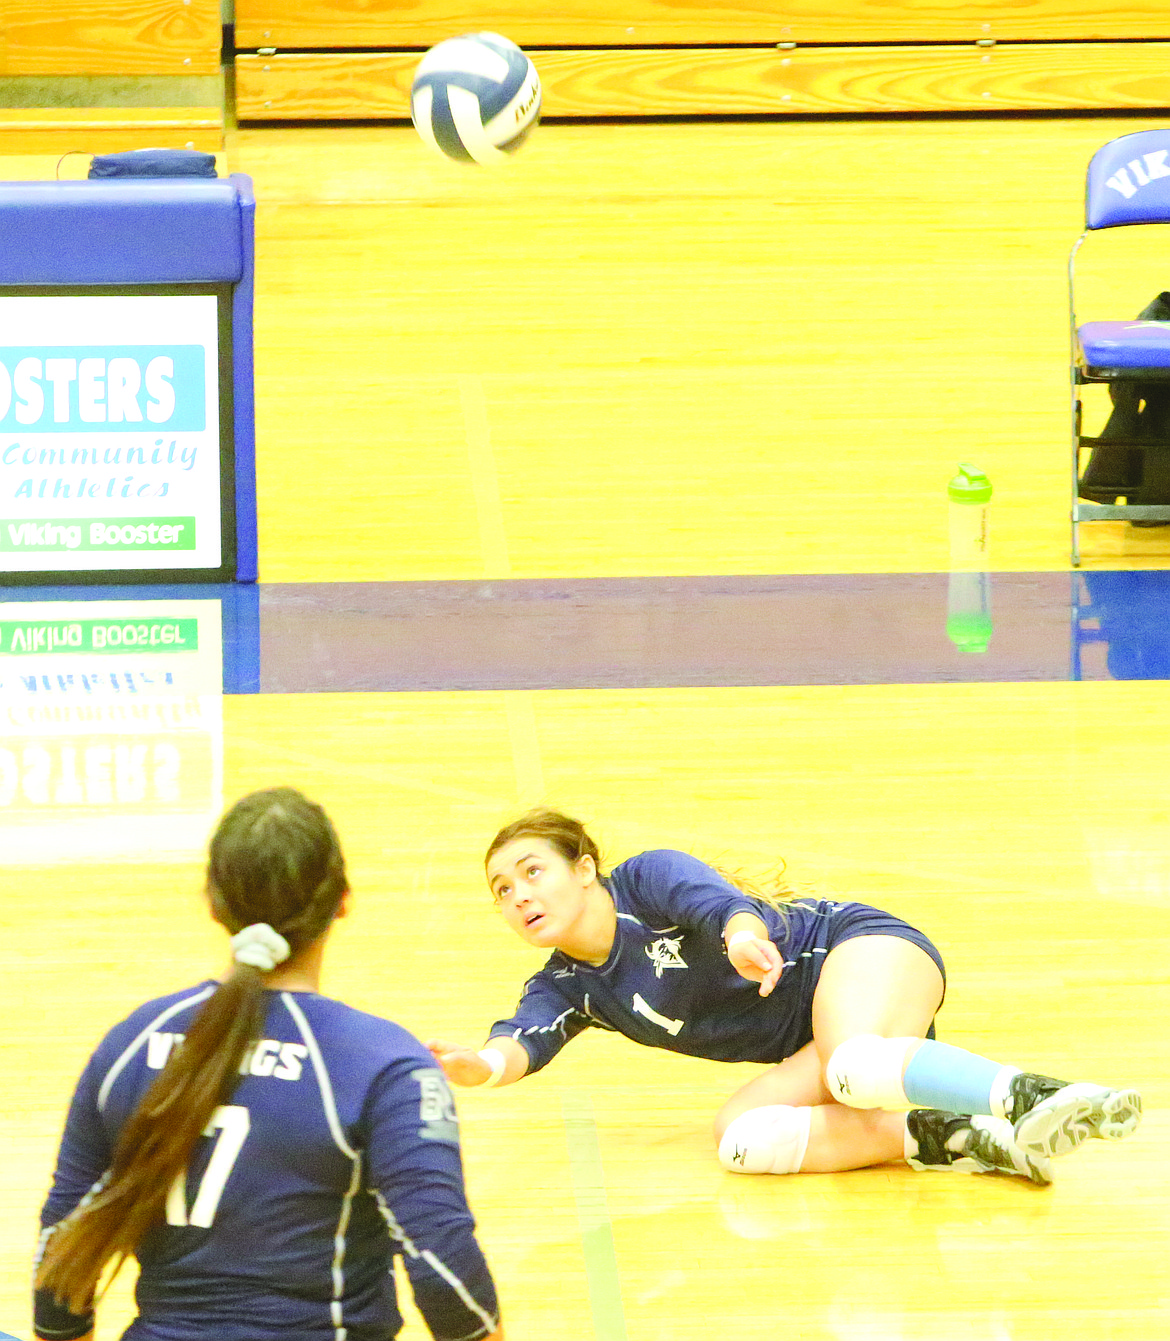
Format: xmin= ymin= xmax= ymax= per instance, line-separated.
xmin=426 ymin=1039 xmax=492 ymax=1086
xmin=727 ymin=936 xmax=783 ymax=997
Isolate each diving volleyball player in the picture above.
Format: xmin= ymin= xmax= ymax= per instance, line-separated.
xmin=429 ymin=808 xmax=1141 ymax=1185
xmin=35 ymin=788 xmax=503 ymax=1341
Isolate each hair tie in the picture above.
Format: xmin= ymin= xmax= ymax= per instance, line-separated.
xmin=230 ymin=923 xmax=291 ymax=972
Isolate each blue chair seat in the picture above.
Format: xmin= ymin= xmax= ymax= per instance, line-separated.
xmin=1070 ymin=128 xmax=1170 ymax=565
xmin=1077 ymin=319 xmax=1170 ymax=369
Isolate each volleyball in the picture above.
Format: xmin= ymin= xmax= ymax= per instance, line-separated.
xmin=410 ymin=33 xmax=541 ymax=166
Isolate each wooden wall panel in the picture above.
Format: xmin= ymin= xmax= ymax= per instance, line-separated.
xmin=234 ymin=0 xmax=1170 ymax=48
xmin=235 ymin=44 xmax=1170 ymax=119
xmin=0 ymin=107 xmax=223 ymax=152
xmin=237 ymin=54 xmax=414 ymax=119
xmin=2 ymin=0 xmax=221 ymax=76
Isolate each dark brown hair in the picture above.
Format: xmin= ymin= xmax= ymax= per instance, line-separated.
xmin=485 ymin=807 xmax=604 ymax=893
xmin=36 ymin=787 xmax=348 ymax=1312
xmin=485 ymin=807 xmax=797 ymax=909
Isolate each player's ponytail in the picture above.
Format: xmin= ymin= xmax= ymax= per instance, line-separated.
xmin=704 ymin=860 xmax=800 ymax=911
xmin=36 ymin=787 xmax=348 ymax=1314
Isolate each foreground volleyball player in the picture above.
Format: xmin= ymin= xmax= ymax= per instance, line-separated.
xmin=429 ymin=808 xmax=1140 ymax=1185
xmin=35 ymin=788 xmax=502 ymax=1341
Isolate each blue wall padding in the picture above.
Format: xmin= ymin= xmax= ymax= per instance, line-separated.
xmin=0 ymin=180 xmax=245 ymax=285
xmin=228 ymin=173 xmax=258 ymax=582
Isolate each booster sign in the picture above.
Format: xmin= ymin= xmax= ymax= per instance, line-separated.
xmin=0 ymin=346 xmax=206 ymax=432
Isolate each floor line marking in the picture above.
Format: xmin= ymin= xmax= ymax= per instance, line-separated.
xmin=562 ymin=1090 xmax=628 ymax=1341
xmin=504 ymin=691 xmax=545 ymax=805
xmin=459 ymin=374 xmax=511 ymax=579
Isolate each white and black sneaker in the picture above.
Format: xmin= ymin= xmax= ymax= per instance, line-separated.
xmin=906 ymin=1109 xmax=1053 ymax=1185
xmin=1008 ymin=1073 xmax=1142 ymax=1159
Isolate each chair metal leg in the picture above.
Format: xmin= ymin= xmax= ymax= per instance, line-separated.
xmin=1071 ymin=380 xmax=1082 ymax=567
xmin=1069 ymin=570 xmax=1082 ymax=679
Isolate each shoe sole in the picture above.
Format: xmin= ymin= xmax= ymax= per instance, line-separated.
xmin=1014 ymin=1084 xmax=1142 ymax=1159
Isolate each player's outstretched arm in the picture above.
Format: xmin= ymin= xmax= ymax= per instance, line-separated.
xmin=724 ymin=910 xmax=783 ymax=997
xmin=426 ymin=1036 xmax=530 ymax=1087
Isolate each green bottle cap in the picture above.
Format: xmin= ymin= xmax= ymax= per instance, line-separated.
xmin=946 ymin=611 xmax=993 ymax=653
xmin=948 ymin=463 xmax=993 ymax=504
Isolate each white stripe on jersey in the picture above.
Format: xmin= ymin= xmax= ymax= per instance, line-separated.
xmin=280 ymin=992 xmax=360 ymax=1341
xmin=373 ymin=1193 xmax=500 ymax=1341
xmin=281 ymin=992 xmax=358 ymax=1159
xmin=419 ymin=1249 xmax=500 ymax=1337
xmin=36 ymin=1161 xmax=111 ymax=1318
xmin=580 ymin=993 xmax=616 ymax=1031
xmin=445 ymin=1324 xmax=498 ymax=1341
xmin=329 ymin=1155 xmax=363 ymax=1341
xmin=616 ymin=912 xmax=680 ymax=934
xmin=780 ymin=947 xmax=830 ymax=969
xmin=96 ymin=985 xmax=216 ymax=1112
xmin=373 ymin=1190 xmax=419 ymax=1257
xmin=518 ymin=1005 xmax=577 ymax=1039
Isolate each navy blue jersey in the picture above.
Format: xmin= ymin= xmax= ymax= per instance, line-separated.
xmin=37 ymin=984 xmax=498 ymax=1341
xmin=489 ymin=850 xmax=944 ymax=1072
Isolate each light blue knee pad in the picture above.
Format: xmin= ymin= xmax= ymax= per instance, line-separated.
xmin=902 ymin=1039 xmax=1004 ymax=1115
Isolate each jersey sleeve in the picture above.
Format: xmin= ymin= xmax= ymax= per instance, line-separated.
xmin=616 ymin=849 xmax=767 ymax=939
xmin=34 ymin=1045 xmax=114 ymax=1340
xmin=486 ymin=967 xmax=594 ymax=1075
xmin=362 ymin=1057 xmax=499 ymax=1341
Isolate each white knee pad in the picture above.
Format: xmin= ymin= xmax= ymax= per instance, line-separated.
xmin=718 ymin=1105 xmax=812 ymax=1175
xmin=825 ymin=1035 xmax=916 ymax=1110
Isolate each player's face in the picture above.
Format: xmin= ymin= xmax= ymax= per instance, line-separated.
xmin=487 ymin=838 xmax=591 ymax=946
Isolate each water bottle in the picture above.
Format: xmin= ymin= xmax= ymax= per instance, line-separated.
xmin=947 ymin=464 xmax=993 ymax=654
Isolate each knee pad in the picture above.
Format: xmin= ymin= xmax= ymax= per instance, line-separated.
xmin=825 ymin=1035 xmax=916 ymax=1110
xmin=718 ymin=1105 xmax=812 ymax=1175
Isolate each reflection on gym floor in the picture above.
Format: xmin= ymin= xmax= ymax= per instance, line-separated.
xmin=0 ymin=587 xmax=257 ymax=863
xmin=235 ymin=568 xmax=1170 ymax=688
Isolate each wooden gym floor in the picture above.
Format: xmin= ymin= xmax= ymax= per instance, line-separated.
xmin=2 ymin=115 xmax=1168 ymax=1341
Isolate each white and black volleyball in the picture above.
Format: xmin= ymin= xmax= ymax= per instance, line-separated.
xmin=411 ymin=32 xmax=541 ymax=165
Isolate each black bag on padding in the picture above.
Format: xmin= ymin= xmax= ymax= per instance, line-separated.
xmin=1080 ymin=291 xmax=1170 ymax=505
xmin=88 ymin=148 xmax=217 ymax=178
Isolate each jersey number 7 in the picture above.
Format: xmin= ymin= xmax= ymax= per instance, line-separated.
xmin=165 ymin=1104 xmax=251 ymax=1228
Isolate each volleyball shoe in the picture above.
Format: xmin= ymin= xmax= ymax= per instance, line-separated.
xmin=1007 ymin=1073 xmax=1142 ymax=1159
xmin=906 ymin=1110 xmax=1053 ymax=1185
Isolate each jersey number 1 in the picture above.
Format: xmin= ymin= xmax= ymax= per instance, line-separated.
xmin=631 ymin=993 xmax=684 ymax=1036
xmin=165 ymin=1104 xmax=251 ymax=1228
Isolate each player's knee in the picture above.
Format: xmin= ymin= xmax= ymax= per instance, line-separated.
xmin=824 ymin=1034 xmax=917 ymax=1110
xmin=717 ymin=1105 xmax=812 ymax=1175
xmin=713 ymin=1097 xmax=749 ymax=1142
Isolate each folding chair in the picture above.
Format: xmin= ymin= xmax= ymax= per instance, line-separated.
xmin=1070 ymin=128 xmax=1170 ymax=566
